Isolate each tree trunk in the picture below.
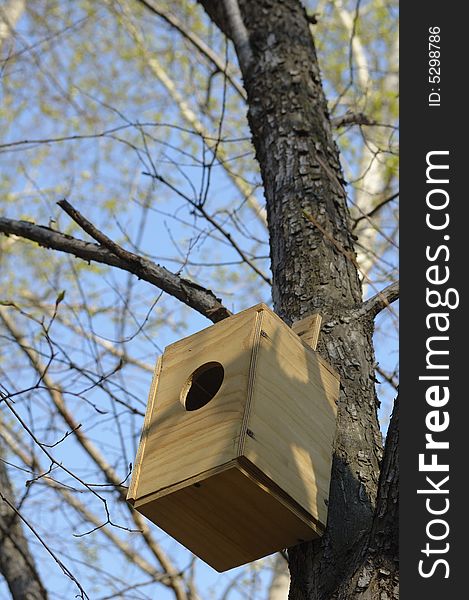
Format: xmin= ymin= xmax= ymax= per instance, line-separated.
xmin=0 ymin=457 xmax=48 ymax=599
xmin=334 ymin=397 xmax=399 ymax=600
xmin=198 ymin=1 xmax=397 ymax=598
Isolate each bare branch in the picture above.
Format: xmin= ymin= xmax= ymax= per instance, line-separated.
xmin=1 ymin=488 xmax=88 ymax=599
xmin=0 ymin=423 xmax=176 ymax=586
xmin=331 ymin=111 xmax=376 ymax=129
xmin=352 ymin=281 xmax=399 ymax=320
xmin=142 ymin=174 xmax=272 ymax=284
xmin=0 ymin=455 xmax=48 ymax=600
xmin=136 ymin=0 xmax=246 ymax=100
xmin=0 ymin=215 xmax=231 ymax=323
xmin=222 ymin=0 xmax=253 ymax=71
xmin=0 ymin=309 xmax=189 ymax=600
xmin=376 ymin=364 xmax=398 ymax=391
xmin=21 ymin=295 xmax=154 ymax=372
xmin=353 ymin=192 xmax=399 ymax=228
xmin=111 ymin=1 xmax=267 ymax=226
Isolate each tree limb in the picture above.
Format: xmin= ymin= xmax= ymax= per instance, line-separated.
xmin=331 ymin=111 xmax=376 ymax=129
xmin=0 ymin=422 xmax=176 ymax=586
xmin=111 ymin=0 xmax=267 ymax=226
xmin=0 ymin=215 xmax=231 ymax=323
xmin=221 ymin=0 xmax=253 ymax=71
xmin=376 ymin=365 xmax=398 ymax=391
xmin=141 ymin=174 xmax=272 ymax=284
xmin=0 ymin=456 xmax=48 ymax=600
xmin=352 ymin=281 xmax=399 ymax=320
xmin=1 ymin=486 xmax=87 ymax=599
xmin=0 ymin=308 xmax=189 ymax=600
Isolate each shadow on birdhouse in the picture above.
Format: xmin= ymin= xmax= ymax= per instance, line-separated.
xmin=127 ymin=303 xmax=339 ymax=571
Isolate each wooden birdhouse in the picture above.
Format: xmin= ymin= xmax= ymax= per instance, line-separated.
xmin=127 ymin=303 xmax=339 ymax=571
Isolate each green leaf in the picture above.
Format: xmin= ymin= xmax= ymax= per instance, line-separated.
xmin=55 ymin=290 xmax=66 ymax=306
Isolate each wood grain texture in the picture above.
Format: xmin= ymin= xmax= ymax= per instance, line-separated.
xmin=237 ymin=305 xmax=264 ymax=456
xmin=135 ymin=464 xmax=320 ymax=572
xmin=133 ymin=306 xmax=259 ymax=499
xmin=292 ymin=313 xmax=322 ymax=351
xmin=243 ymin=309 xmax=339 ymax=527
xmin=128 ymin=304 xmax=340 ymax=571
xmin=127 ymin=356 xmax=162 ymax=503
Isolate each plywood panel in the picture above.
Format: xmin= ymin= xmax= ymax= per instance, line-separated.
xmin=135 ymin=307 xmax=261 ymax=499
xmin=127 ymin=356 xmax=162 ymax=502
xmin=136 ymin=464 xmax=320 ymax=572
xmin=243 ymin=309 xmax=339 ymax=526
xmin=292 ymin=313 xmax=322 ymax=350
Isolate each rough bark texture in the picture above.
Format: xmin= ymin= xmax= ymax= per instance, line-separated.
xmin=334 ymin=397 xmax=399 ymax=600
xmin=0 ymin=458 xmax=48 ymax=599
xmin=198 ymin=1 xmax=397 ymax=598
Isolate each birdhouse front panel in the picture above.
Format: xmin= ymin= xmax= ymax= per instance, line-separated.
xmin=131 ymin=307 xmax=260 ymax=500
xmin=127 ymin=303 xmax=340 ymax=571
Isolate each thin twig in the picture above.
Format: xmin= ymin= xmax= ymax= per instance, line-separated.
xmin=0 ymin=493 xmax=89 ymax=599
xmin=353 ymin=192 xmax=399 ymax=228
xmin=376 ymin=365 xmax=399 ymax=391
xmin=142 ymin=174 xmax=272 ymax=284
xmin=136 ymin=0 xmax=246 ymax=100
xmin=0 ymin=310 xmax=189 ymax=600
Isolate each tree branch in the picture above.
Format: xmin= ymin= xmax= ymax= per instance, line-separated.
xmin=0 ymin=309 xmax=189 ymax=600
xmin=112 ymin=1 xmax=267 ymax=226
xmin=352 ymin=281 xmax=399 ymax=320
xmin=0 ymin=215 xmax=231 ymax=323
xmin=331 ymin=111 xmax=376 ymax=129
xmin=0 ymin=456 xmax=48 ymax=600
xmin=221 ymin=0 xmax=253 ymax=71
xmin=376 ymin=364 xmax=398 ymax=391
xmin=1 ymin=486 xmax=87 ymax=599
xmin=353 ymin=192 xmax=399 ymax=228
xmin=142 ymin=174 xmax=271 ymax=284
xmin=0 ymin=422 xmax=176 ymax=586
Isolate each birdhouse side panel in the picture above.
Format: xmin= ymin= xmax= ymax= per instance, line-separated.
xmin=243 ymin=310 xmax=339 ymax=527
xmin=133 ymin=307 xmax=261 ymax=501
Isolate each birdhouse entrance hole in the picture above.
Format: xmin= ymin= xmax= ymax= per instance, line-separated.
xmin=181 ymin=361 xmax=224 ymax=411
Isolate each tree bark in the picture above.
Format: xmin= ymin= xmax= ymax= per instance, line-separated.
xmin=0 ymin=457 xmax=48 ymax=599
xmin=0 ymin=216 xmax=231 ymax=323
xmin=334 ymin=397 xmax=399 ymax=600
xmin=198 ymin=1 xmax=397 ymax=598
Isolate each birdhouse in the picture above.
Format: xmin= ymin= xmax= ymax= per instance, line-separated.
xmin=127 ymin=303 xmax=339 ymax=571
